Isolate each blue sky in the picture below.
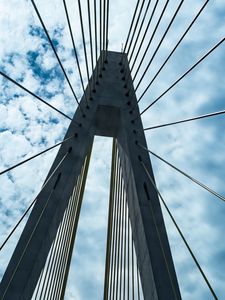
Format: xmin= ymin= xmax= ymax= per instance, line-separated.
xmin=0 ymin=0 xmax=225 ymax=299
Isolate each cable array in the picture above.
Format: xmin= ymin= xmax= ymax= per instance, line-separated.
xmin=121 ymin=0 xmax=224 ymax=127
xmin=140 ymin=157 xmax=219 ymax=300
xmin=133 ymin=0 xmax=184 ymax=91
xmin=0 ymin=143 xmax=74 ymax=252
xmin=131 ymin=0 xmax=170 ymax=84
xmin=138 ymin=143 xmax=225 ymax=203
xmin=136 ymin=37 xmax=225 ymax=119
xmin=0 ymin=148 xmax=73 ymax=299
xmin=31 ymin=0 xmax=81 ymax=109
xmin=31 ymin=153 xmax=91 ymax=300
xmin=1 ymin=0 xmax=111 ymax=125
xmin=63 ymin=0 xmax=88 ymax=104
xmin=137 ymin=0 xmax=210 ymax=103
xmin=103 ymin=140 xmax=143 ymax=300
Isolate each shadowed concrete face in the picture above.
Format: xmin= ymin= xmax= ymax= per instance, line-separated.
xmin=94 ymin=105 xmax=121 ymax=137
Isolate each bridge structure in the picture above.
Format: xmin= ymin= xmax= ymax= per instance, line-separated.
xmin=0 ymin=0 xmax=224 ymax=299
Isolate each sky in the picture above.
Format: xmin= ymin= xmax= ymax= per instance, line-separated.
xmin=0 ymin=0 xmax=225 ymax=299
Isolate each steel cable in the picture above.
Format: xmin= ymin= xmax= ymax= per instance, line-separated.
xmin=0 ymin=134 xmax=76 ymax=176
xmin=94 ymin=0 xmax=100 ymax=83
xmin=77 ymin=0 xmax=90 ymax=84
xmin=0 ymin=71 xmax=73 ymax=121
xmin=87 ymin=0 xmax=94 ymax=73
xmin=103 ymin=139 xmax=116 ymax=299
xmin=144 ymin=109 xmax=225 ymax=130
xmin=0 ymin=150 xmax=70 ymax=252
xmin=138 ymin=143 xmax=225 ymax=203
xmin=105 ymin=0 xmax=110 ymax=61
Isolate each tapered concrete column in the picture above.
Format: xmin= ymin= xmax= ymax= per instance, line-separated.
xmin=0 ymin=52 xmax=181 ymax=300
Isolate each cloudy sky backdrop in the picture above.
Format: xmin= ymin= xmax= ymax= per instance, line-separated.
xmin=0 ymin=0 xmax=225 ymax=299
